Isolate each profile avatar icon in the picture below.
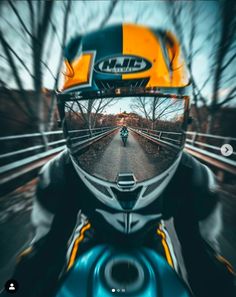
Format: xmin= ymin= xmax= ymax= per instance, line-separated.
xmin=4 ymin=279 xmax=18 ymax=294
xmin=9 ymin=283 xmax=15 ymax=291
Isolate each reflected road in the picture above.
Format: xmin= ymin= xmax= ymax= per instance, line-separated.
xmin=79 ymin=129 xmax=177 ymax=182
xmin=92 ymin=130 xmax=161 ymax=181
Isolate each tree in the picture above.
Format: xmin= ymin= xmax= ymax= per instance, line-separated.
xmin=1 ymin=1 xmax=55 ymax=134
xmin=0 ymin=0 xmax=70 ymax=147
xmin=0 ymin=0 xmax=119 ymax=144
xmin=131 ymin=97 xmax=184 ymax=130
xmin=206 ymin=0 xmax=236 ymax=132
xmin=167 ymin=0 xmax=236 ymax=133
xmin=166 ymin=0 xmax=206 ymax=131
xmin=65 ymin=98 xmax=118 ymax=135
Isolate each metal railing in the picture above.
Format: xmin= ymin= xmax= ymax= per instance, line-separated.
xmin=185 ymin=131 xmax=236 ymax=175
xmin=130 ymin=128 xmax=183 ymax=151
xmin=131 ymin=127 xmax=236 ymax=176
xmin=0 ymin=126 xmax=117 ymax=195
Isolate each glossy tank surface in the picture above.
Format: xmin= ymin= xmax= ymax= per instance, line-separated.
xmin=55 ymin=245 xmax=192 ymax=297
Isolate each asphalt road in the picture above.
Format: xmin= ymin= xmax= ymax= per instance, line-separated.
xmin=91 ymin=130 xmax=161 ymax=181
xmin=79 ymin=130 xmax=177 ymax=182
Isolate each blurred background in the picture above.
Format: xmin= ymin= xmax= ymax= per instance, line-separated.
xmin=0 ymin=0 xmax=235 ymax=288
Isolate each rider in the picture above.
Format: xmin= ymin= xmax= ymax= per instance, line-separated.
xmin=120 ymin=125 xmax=128 ymax=144
xmin=2 ymin=24 xmax=234 ymax=297
xmin=120 ymin=126 xmax=128 ymax=133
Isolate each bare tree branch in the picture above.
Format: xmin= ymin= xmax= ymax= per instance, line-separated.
xmin=27 ymin=0 xmax=35 ymax=37
xmin=220 ymin=51 xmax=236 ymax=73
xmin=0 ymin=30 xmax=35 ymax=118
xmin=8 ymin=0 xmax=33 ymax=38
xmin=2 ymin=37 xmax=34 ymax=79
xmin=1 ymin=15 xmax=31 ymax=47
xmin=47 ymin=0 xmax=72 ymax=130
xmin=218 ymin=86 xmax=236 ymax=107
xmin=99 ymin=0 xmax=118 ymax=28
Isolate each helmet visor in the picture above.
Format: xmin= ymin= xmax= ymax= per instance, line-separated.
xmin=63 ymin=95 xmax=189 ymax=183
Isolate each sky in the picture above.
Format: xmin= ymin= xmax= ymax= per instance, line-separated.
xmin=1 ymin=0 xmax=235 ymax=106
xmin=70 ymin=96 xmax=185 ymax=122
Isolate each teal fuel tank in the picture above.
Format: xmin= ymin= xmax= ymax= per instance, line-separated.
xmin=55 ymin=245 xmax=192 ymax=297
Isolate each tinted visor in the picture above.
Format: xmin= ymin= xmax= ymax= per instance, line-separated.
xmin=63 ymin=95 xmax=189 ymax=183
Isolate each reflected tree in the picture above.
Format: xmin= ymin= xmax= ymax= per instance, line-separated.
xmin=66 ymin=98 xmax=118 ymax=135
xmin=131 ymin=97 xmax=184 ymax=130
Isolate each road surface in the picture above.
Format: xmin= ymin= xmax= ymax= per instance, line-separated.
xmin=79 ymin=129 xmax=177 ymax=182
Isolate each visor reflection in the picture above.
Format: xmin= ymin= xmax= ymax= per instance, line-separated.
xmin=64 ymin=96 xmax=186 ymax=182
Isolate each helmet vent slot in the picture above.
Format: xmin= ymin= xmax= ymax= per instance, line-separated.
xmin=85 ymin=177 xmax=113 ymax=198
xmin=142 ymin=174 xmax=168 ymax=197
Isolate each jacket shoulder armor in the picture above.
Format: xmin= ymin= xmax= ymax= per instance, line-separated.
xmin=180 ymin=152 xmax=217 ymax=192
xmin=163 ymin=152 xmax=218 ymax=220
xmin=36 ymin=150 xmax=72 ymax=213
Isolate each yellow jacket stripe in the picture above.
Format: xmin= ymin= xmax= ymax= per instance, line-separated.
xmin=157 ymin=226 xmax=174 ymax=268
xmin=67 ymin=222 xmax=91 ymax=270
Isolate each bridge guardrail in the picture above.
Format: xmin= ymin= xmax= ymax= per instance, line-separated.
xmin=130 ymin=128 xmax=183 ymax=151
xmin=185 ymin=131 xmax=236 ymax=175
xmin=0 ymin=127 xmax=117 ymax=195
xmin=130 ymin=127 xmax=236 ymax=176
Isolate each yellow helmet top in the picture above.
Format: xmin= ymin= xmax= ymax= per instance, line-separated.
xmin=60 ymin=23 xmax=190 ymax=93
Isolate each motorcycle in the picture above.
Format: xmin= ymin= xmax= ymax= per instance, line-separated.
xmin=54 ymin=244 xmax=192 ymax=297
xmin=120 ymin=130 xmax=128 ymax=147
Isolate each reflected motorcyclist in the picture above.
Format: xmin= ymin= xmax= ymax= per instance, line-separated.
xmin=120 ymin=126 xmax=128 ymax=133
xmin=120 ymin=126 xmax=129 ymax=137
xmin=2 ymin=24 xmax=235 ymax=297
xmin=120 ymin=125 xmax=129 ymax=146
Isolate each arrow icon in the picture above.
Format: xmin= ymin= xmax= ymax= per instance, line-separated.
xmin=221 ymin=144 xmax=233 ymax=157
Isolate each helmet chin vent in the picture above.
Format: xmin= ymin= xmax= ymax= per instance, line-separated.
xmin=111 ymin=187 xmax=142 ymax=210
xmin=116 ymin=172 xmax=136 ymax=189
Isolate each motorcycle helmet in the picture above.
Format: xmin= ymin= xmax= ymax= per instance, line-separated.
xmin=57 ymin=23 xmax=190 ymax=211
